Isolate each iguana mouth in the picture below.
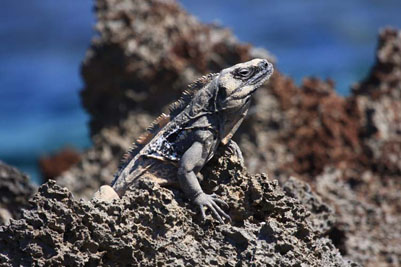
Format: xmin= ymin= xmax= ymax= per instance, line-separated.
xmin=249 ymin=64 xmax=273 ymax=85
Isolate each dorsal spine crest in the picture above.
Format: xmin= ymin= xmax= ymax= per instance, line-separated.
xmin=168 ymin=73 xmax=218 ymax=118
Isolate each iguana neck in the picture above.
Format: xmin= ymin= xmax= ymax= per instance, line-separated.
xmin=219 ymin=99 xmax=251 ymax=144
xmin=185 ymin=77 xmax=251 ymax=143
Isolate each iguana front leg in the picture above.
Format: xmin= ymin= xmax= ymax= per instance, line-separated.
xmin=177 ymin=130 xmax=230 ymax=223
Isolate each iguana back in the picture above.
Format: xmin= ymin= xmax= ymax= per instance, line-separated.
xmin=111 ymin=73 xmax=219 ymax=193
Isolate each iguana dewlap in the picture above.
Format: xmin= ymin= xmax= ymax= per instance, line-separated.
xmin=93 ymin=59 xmax=274 ymax=223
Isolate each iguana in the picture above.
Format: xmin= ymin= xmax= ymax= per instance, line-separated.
xmin=93 ymin=58 xmax=274 ymax=223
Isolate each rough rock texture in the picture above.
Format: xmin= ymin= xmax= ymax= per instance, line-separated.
xmin=315 ymin=167 xmax=401 ymax=266
xmin=57 ymin=112 xmax=155 ymax=199
xmin=0 ymin=161 xmax=36 ymax=225
xmin=2 ymin=0 xmax=400 ymax=266
xmin=0 ymin=155 xmax=357 ymax=266
xmin=352 ymin=28 xmax=401 ymax=175
xmin=55 ymin=0 xmax=401 ymax=265
xmin=325 ymin=28 xmax=401 ymax=267
xmin=238 ymin=75 xmax=361 ymax=177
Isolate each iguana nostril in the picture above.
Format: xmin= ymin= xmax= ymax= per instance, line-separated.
xmin=260 ymin=60 xmax=269 ymax=69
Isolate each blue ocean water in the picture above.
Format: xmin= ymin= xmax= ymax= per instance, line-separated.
xmin=1 ymin=1 xmax=401 ymax=184
xmin=0 ymin=1 xmax=94 ymax=183
xmin=181 ymin=0 xmax=401 ymax=93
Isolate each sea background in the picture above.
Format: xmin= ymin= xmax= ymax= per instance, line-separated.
xmin=1 ymin=0 xmax=401 ymax=184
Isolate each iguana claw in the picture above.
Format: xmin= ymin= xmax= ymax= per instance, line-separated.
xmin=194 ymin=192 xmax=231 ymax=223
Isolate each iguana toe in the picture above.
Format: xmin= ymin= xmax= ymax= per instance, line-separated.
xmin=194 ymin=193 xmax=231 ymax=223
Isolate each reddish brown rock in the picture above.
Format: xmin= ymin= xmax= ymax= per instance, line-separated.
xmin=250 ymin=75 xmax=362 ymax=177
xmin=38 ymin=147 xmax=81 ymax=181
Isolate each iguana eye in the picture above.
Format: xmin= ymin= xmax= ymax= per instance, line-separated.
xmin=236 ymin=68 xmax=253 ymax=78
xmin=239 ymin=68 xmax=250 ymax=76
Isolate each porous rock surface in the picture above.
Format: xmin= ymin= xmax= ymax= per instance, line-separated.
xmin=0 ymin=155 xmax=356 ymax=266
xmin=1 ymin=0 xmax=400 ymax=265
xmin=0 ymin=161 xmax=36 ymax=225
xmin=54 ymin=0 xmax=401 ymax=265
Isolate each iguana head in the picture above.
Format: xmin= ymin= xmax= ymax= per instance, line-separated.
xmin=216 ymin=58 xmax=273 ymax=109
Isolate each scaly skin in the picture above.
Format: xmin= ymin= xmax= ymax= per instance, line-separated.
xmin=94 ymin=59 xmax=274 ymax=223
